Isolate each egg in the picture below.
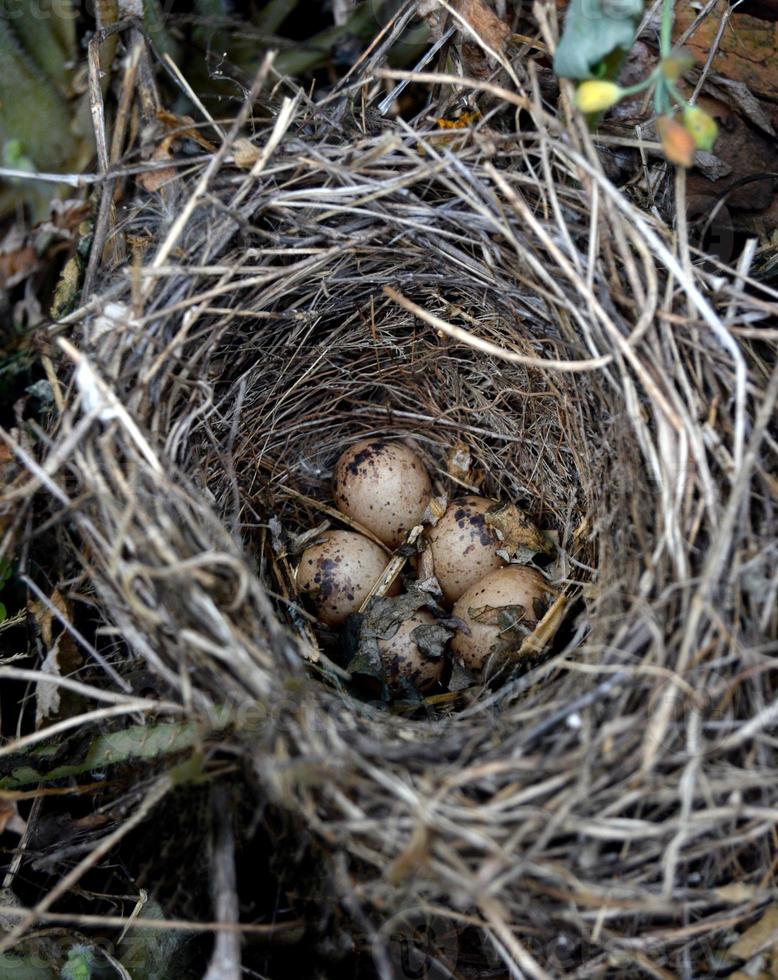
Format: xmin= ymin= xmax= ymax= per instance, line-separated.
xmin=333 ymin=439 xmax=432 ymax=548
xmin=297 ymin=531 xmax=399 ymax=627
xmin=426 ymin=496 xmax=505 ymax=603
xmin=451 ymin=566 xmax=556 ymax=672
xmin=376 ymin=610 xmax=445 ymax=692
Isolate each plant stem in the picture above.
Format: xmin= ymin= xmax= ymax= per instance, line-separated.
xmin=660 ymin=0 xmax=674 ymax=57
xmin=620 ymin=70 xmax=660 ymax=98
xmin=654 ymin=79 xmax=665 ymax=116
xmin=666 ymin=79 xmax=689 ymax=109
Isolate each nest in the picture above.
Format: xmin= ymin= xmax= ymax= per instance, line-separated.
xmin=6 ymin=51 xmax=778 ymax=978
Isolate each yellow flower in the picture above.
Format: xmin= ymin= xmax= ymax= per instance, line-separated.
xmin=657 ymin=115 xmax=696 ymax=168
xmin=574 ymin=80 xmax=622 ymax=114
xmin=683 ymin=106 xmax=718 ymax=151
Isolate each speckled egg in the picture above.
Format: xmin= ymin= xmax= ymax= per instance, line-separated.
xmin=451 ymin=566 xmax=556 ymax=672
xmin=377 ymin=610 xmax=444 ymax=692
xmin=297 ymin=531 xmax=398 ymax=627
xmin=426 ymin=495 xmax=506 ymax=603
xmin=333 ymin=439 xmax=432 ymax=548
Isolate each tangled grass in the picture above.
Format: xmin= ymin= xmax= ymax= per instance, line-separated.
xmin=2 ymin=15 xmax=778 ymax=978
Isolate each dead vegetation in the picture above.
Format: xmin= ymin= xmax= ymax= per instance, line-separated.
xmin=1 ymin=3 xmax=778 ymax=977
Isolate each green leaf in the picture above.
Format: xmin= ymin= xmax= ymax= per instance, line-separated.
xmin=553 ymin=0 xmax=644 ymax=80
xmin=60 ymin=945 xmax=94 ymax=980
xmin=142 ymin=0 xmax=180 ymax=57
xmin=0 ymin=15 xmax=75 ymax=170
xmin=6 ymin=0 xmax=77 ymax=91
xmin=118 ymin=900 xmax=188 ymax=980
xmin=0 ymin=720 xmax=213 ymax=789
xmin=274 ymin=3 xmax=378 ymax=76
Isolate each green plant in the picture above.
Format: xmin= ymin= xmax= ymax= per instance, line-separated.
xmin=555 ymin=0 xmax=718 ymax=165
xmin=0 ymin=557 xmax=12 ymax=622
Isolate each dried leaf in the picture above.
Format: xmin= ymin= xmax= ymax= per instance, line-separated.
xmin=448 ymin=657 xmax=476 ymax=691
xmin=0 ymin=244 xmax=38 ymax=290
xmin=416 ymin=546 xmax=436 ymax=583
xmin=726 ymin=907 xmax=778 ymax=963
xmin=71 ymin=812 xmax=111 ymax=831
xmin=447 ymin=442 xmax=472 ymax=482
xmin=350 ymin=586 xmax=455 ymax=696
xmin=468 ymin=601 xmax=526 ymax=628
xmin=715 ymin=883 xmax=760 ymax=903
xmin=50 ymin=255 xmax=82 ymax=318
xmin=455 ymin=0 xmax=510 ymax=51
xmin=417 ymin=0 xmax=446 ymax=38
xmin=409 ymin=622 xmax=451 ymax=661
xmin=233 ymin=138 xmax=261 ymax=169
xmin=346 ymin=639 xmax=390 ymax=700
xmin=361 ymin=589 xmax=445 ymax=637
xmin=156 ymin=109 xmax=217 ymax=151
xmin=422 ymin=494 xmax=448 ymax=526
xmin=468 ymin=583 xmax=555 ymax=667
xmin=268 ymin=514 xmax=287 ymax=555
xmin=28 ymin=589 xmax=83 ymax=728
xmin=695 ymin=151 xmax=733 ymax=182
xmin=35 ymin=588 xmax=63 ymax=648
xmin=0 ymin=799 xmax=26 ymax=836
xmin=48 ymin=199 xmax=91 ymax=233
xmin=484 ymin=502 xmax=555 ymax=561
xmin=137 ymin=140 xmax=177 ymax=193
xmin=729 ymin=966 xmax=777 ymax=980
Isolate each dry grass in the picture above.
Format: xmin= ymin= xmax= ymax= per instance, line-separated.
xmin=2 ymin=10 xmax=778 ymax=977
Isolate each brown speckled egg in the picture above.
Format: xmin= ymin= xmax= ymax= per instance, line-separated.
xmin=451 ymin=566 xmax=556 ymax=672
xmin=297 ymin=531 xmax=398 ymax=627
xmin=333 ymin=439 xmax=432 ymax=548
xmin=377 ymin=610 xmax=444 ymax=692
xmin=427 ymin=495 xmax=506 ymax=603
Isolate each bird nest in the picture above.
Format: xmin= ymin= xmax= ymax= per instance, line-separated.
xmin=7 ymin=64 xmax=778 ymax=978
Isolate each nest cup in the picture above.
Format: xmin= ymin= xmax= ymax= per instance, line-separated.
xmin=27 ymin=95 xmax=778 ymax=976
xmin=235 ymin=285 xmax=594 ymax=673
